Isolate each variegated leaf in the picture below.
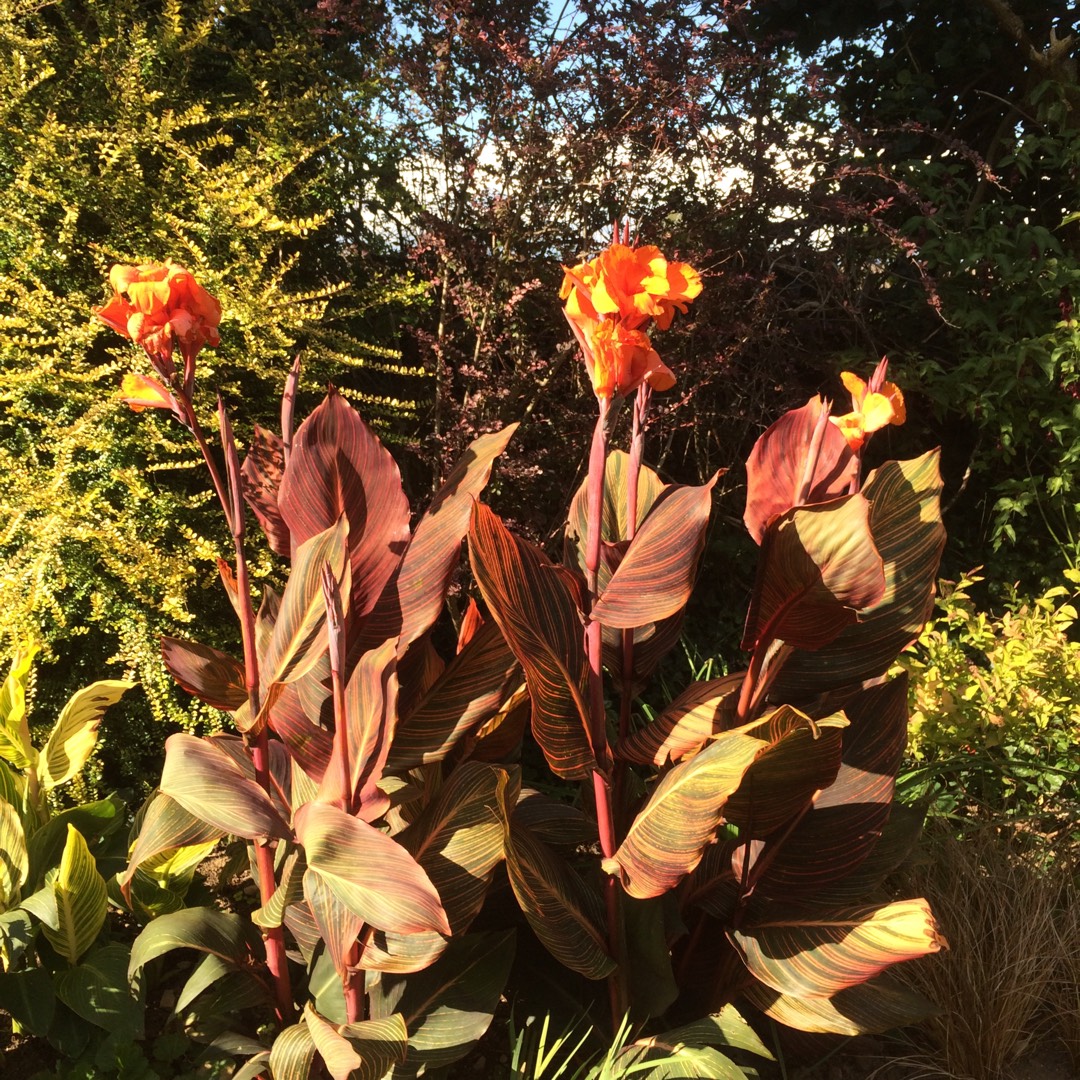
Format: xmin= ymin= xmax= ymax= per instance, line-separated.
xmin=744 ymin=974 xmax=939 ymax=1035
xmin=38 ymin=680 xmax=133 ymax=790
xmin=505 ymin=816 xmax=614 ymax=979
xmin=742 ymin=495 xmax=885 ymax=653
xmin=296 ymin=801 xmax=450 ymax=935
xmin=42 ymin=825 xmax=108 ymax=964
xmin=161 ymin=637 xmax=247 ymax=712
xmin=0 ymin=798 xmax=27 ymax=909
xmin=618 ymin=672 xmax=743 ymax=766
xmin=279 ymin=389 xmax=411 ymax=622
xmin=731 ymin=898 xmax=947 ymax=998
xmin=389 ymin=621 xmax=520 ymax=770
xmin=772 ymin=451 xmax=946 ymax=696
xmin=468 ymin=502 xmax=596 ymax=779
xmin=743 ymin=396 xmax=857 ymax=544
xmin=591 ymin=476 xmax=717 ymax=629
xmin=159 ymin=734 xmax=289 ymax=840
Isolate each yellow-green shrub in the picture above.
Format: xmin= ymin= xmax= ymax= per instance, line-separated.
xmin=896 ymin=569 xmax=1080 ymax=819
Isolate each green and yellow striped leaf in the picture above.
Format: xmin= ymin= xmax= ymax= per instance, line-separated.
xmin=744 ymin=974 xmax=939 ymax=1035
xmin=296 ymin=801 xmax=450 ymax=935
xmin=119 ymin=791 xmax=223 ymax=898
xmin=42 ymin=825 xmax=108 ymax=964
xmin=743 ymin=495 xmax=885 ymax=653
xmin=0 ymin=797 xmax=27 ymax=909
xmin=159 ymin=733 xmax=289 ymax=840
xmin=591 ymin=477 xmax=717 ymax=629
xmin=128 ymin=907 xmax=257 ymax=981
xmin=303 ymin=867 xmax=363 ymax=977
xmin=730 ymin=898 xmax=947 ymax=998
xmin=469 ymin=501 xmax=596 ymax=780
xmin=0 ymin=649 xmax=35 ymax=771
xmin=337 ymin=1014 xmax=409 ymax=1080
xmin=772 ymin=451 xmax=945 ymax=697
xmin=38 ymin=680 xmax=133 ymax=791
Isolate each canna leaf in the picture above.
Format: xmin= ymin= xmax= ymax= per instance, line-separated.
xmin=38 ymin=679 xmax=133 ymax=790
xmin=303 ymin=867 xmax=362 ymax=978
xmin=55 ymin=943 xmax=143 ymax=1040
xmin=128 ymin=907 xmax=257 ymax=981
xmin=730 ymin=898 xmax=947 ymax=998
xmin=296 ymin=801 xmax=450 ymax=935
xmin=42 ymin=825 xmax=108 ymax=964
xmin=270 ymin=1021 xmax=318 ymax=1080
xmin=362 ymin=424 xmax=518 ymax=651
xmin=744 ymin=974 xmax=939 ymax=1035
xmin=388 ymin=620 xmax=520 ymax=770
xmin=0 ymin=798 xmax=27 ymax=908
xmin=504 ymin=815 xmax=615 ymax=979
xmin=742 ymin=495 xmax=885 ymax=653
xmin=262 ymin=516 xmax=350 ymax=689
xmin=591 ymin=476 xmax=717 ymax=629
xmin=468 ymin=502 xmax=596 ymax=779
xmin=241 ymin=424 xmax=291 ymax=556
xmin=744 ymin=396 xmax=857 ymax=544
xmin=369 ymin=931 xmax=514 ymax=1076
xmin=161 ymin=637 xmax=247 ymax=712
xmin=279 ymin=388 xmax=411 ymax=622
xmin=337 ymin=1014 xmax=409 ymax=1080
xmin=618 ymin=672 xmax=744 ymax=766
xmin=771 ymin=451 xmax=946 ymax=697
xmin=159 ymin=733 xmax=289 ymax=840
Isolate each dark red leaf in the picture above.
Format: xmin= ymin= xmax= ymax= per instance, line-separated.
xmin=161 ymin=637 xmax=247 ymax=712
xmin=742 ymin=495 xmax=885 ymax=653
xmin=744 ymin=397 xmax=857 ymax=545
xmin=241 ymin=425 xmax=291 ymax=557
xmin=278 ymin=389 xmax=411 ymax=622
xmin=468 ymin=502 xmax=597 ymax=780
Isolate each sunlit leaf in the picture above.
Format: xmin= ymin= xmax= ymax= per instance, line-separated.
xmin=731 ymin=898 xmax=947 ymax=998
xmin=744 ymin=397 xmax=857 ymax=544
xmin=296 ymin=801 xmax=450 ymax=935
xmin=241 ymin=424 xmax=291 ymax=556
xmin=38 ymin=680 xmax=133 ymax=790
xmin=55 ymin=943 xmax=143 ymax=1040
xmin=159 ymin=733 xmax=289 ymax=840
xmin=42 ymin=825 xmax=108 ymax=964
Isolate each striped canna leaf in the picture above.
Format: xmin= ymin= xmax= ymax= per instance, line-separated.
xmin=42 ymin=825 xmax=108 ymax=964
xmin=468 ymin=501 xmax=597 ymax=779
xmin=730 ymin=898 xmax=947 ymax=999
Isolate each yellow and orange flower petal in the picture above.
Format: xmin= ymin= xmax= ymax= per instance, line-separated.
xmin=586 ymin=320 xmax=673 ymax=399
xmin=96 ymin=261 xmax=221 ymax=374
xmin=120 ymin=372 xmax=174 ymax=412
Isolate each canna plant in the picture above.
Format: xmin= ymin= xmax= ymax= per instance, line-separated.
xmin=96 ymin=233 xmax=946 ymax=1078
xmin=0 ymin=647 xmax=137 ymax=1054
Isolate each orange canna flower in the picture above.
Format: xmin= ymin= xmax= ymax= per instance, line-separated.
xmin=560 ymin=240 xmax=701 ymax=399
xmin=95 ymin=261 xmax=221 ymax=392
xmin=119 ymin=372 xmax=175 ymax=412
xmin=829 ymin=367 xmax=906 ymax=451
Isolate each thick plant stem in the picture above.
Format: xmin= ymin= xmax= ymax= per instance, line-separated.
xmin=182 ymin=394 xmax=293 ymax=1025
xmin=584 ymin=399 xmax=628 ymax=1026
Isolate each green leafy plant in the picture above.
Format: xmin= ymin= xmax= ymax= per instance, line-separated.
xmin=0 ymin=647 xmax=136 ymax=1059
xmin=896 ymin=569 xmax=1080 ymax=823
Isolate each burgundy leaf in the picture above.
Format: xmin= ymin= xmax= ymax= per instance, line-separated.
xmin=160 ymin=636 xmax=248 ymax=712
xmin=591 ymin=477 xmax=717 ymax=630
xmin=744 ymin=397 xmax=857 ymax=545
xmin=241 ymin=425 xmax=291 ymax=556
xmin=278 ymin=389 xmax=411 ymax=622
xmin=468 ymin=502 xmax=597 ymax=780
xmin=742 ymin=496 xmax=885 ymax=653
